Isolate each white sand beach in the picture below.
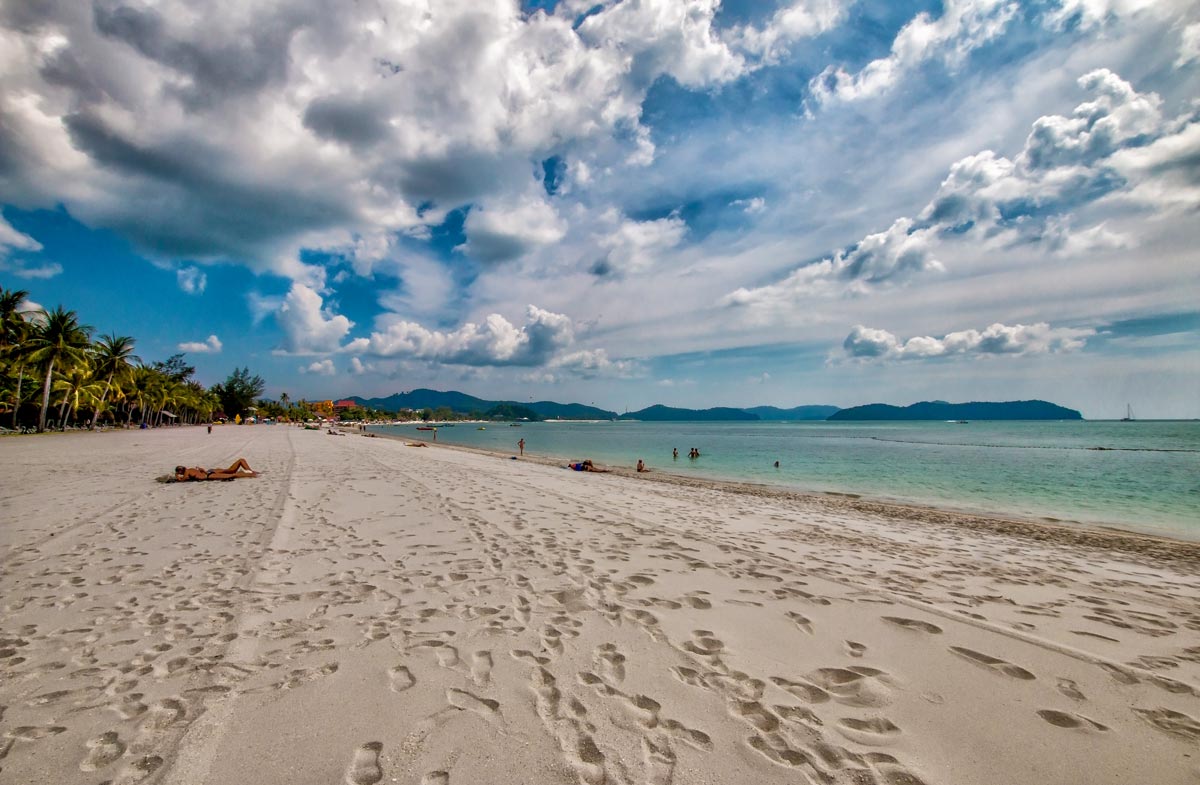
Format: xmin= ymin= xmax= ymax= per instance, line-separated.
xmin=1 ymin=425 xmax=1198 ymax=785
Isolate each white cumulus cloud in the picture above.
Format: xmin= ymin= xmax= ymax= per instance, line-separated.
xmin=177 ymin=266 xmax=207 ymax=295
xmin=460 ymin=196 xmax=567 ymax=262
xmin=301 ymin=358 xmax=336 ymax=376
xmin=177 ymin=334 xmax=222 ymax=354
xmin=726 ymin=69 xmax=1199 ymax=315
xmin=590 ymin=210 xmax=688 ymax=277
xmin=276 ymin=283 xmax=353 ymax=354
xmin=842 ymin=322 xmax=1095 ymax=360
xmin=367 ymin=305 xmax=575 ymax=367
xmin=810 ymin=0 xmax=1018 ymax=103
xmin=1178 ymin=22 xmax=1200 ymax=67
xmin=0 ymin=216 xmax=42 ymax=257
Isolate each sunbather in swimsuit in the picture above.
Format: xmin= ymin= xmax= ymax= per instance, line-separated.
xmin=174 ymin=458 xmax=257 ymax=482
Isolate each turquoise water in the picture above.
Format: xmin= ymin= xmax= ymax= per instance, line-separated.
xmin=370 ymin=420 xmax=1200 ymax=540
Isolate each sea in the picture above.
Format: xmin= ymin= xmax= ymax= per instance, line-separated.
xmin=369 ymin=420 xmax=1200 ymax=541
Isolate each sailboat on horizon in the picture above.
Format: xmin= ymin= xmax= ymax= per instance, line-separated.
xmin=1120 ymin=404 xmax=1135 ymax=422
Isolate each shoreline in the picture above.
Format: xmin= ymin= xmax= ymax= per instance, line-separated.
xmin=368 ymin=426 xmax=1200 ymax=565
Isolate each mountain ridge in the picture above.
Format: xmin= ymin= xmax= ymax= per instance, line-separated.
xmin=829 ymin=400 xmax=1083 ymax=421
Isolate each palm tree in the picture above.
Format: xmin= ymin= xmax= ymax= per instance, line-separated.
xmin=1 ymin=287 xmax=31 ymax=428
xmin=88 ymin=333 xmax=139 ymax=430
xmin=52 ymin=361 xmax=101 ymax=429
xmin=25 ymin=306 xmax=93 ymax=433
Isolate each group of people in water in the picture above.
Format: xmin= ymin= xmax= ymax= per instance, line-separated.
xmin=565 ymin=445 xmax=712 ymax=475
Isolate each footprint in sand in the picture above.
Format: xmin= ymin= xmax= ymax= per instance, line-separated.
xmin=554 ymin=720 xmax=607 ymax=785
xmin=345 ymin=741 xmax=384 ymax=785
xmin=728 ymin=700 xmax=780 ymax=732
xmin=682 ymin=630 xmax=725 ymax=657
xmin=388 ymin=665 xmax=415 ymax=692
xmin=435 ymin=645 xmax=461 ymax=669
xmin=1036 ymin=710 xmax=1109 ymax=731
xmin=80 ymin=731 xmax=126 ymax=771
xmin=774 ymin=704 xmax=822 ymax=728
xmin=661 ymin=719 xmax=713 ymax=751
xmin=594 ymin=643 xmax=626 ymax=683
xmin=845 ymin=641 xmax=867 ymax=658
xmin=949 ymin=647 xmax=1035 ymax=680
xmin=642 ymin=734 xmax=676 ymax=785
xmin=471 ymin=651 xmax=493 ymax=686
xmin=770 ymin=676 xmax=831 ymax=704
xmin=421 ymin=772 xmax=450 ymax=785
xmin=6 ymin=725 xmax=68 ymax=741
xmin=1132 ymin=707 xmax=1200 ymax=740
xmin=1055 ymin=678 xmax=1085 ymax=701
xmin=446 ymin=688 xmax=500 ymax=717
xmin=113 ymin=755 xmax=164 ymax=785
xmin=139 ymin=698 xmax=186 ymax=732
xmin=837 ymin=716 xmax=903 ymax=745
xmin=510 ymin=649 xmax=550 ymax=666
xmin=619 ymin=694 xmax=661 ymax=728
xmin=882 ymin=617 xmax=943 ymax=634
xmin=785 ymin=612 xmax=813 ymax=634
xmin=805 ymin=666 xmax=893 ymax=708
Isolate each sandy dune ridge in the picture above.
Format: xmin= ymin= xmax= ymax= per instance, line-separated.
xmin=1 ymin=426 xmax=1197 ymax=785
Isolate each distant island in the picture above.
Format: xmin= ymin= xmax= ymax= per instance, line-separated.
xmin=618 ymin=405 xmax=759 ymax=422
xmin=829 ymin=400 xmax=1083 ymax=421
xmin=344 ymin=390 xmax=1081 ymax=423
xmin=347 ymin=390 xmax=842 ymax=421
xmin=349 ymin=389 xmax=617 ymax=420
xmin=743 ymin=405 xmax=841 ymax=421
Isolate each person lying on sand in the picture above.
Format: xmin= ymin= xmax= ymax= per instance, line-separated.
xmin=173 ymin=458 xmax=257 ymax=482
xmin=567 ymin=459 xmax=609 ymax=473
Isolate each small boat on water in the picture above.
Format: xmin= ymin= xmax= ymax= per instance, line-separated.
xmin=1121 ymin=404 xmax=1135 ymax=422
xmin=416 ymin=426 xmax=436 ymax=431
xmin=509 ymin=423 xmax=521 ymax=427
xmin=477 ymin=426 xmax=486 ymax=430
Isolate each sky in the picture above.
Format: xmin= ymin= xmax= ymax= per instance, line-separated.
xmin=1 ymin=0 xmax=1198 ymax=418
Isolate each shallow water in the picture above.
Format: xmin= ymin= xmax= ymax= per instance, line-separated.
xmin=371 ymin=420 xmax=1200 ymax=539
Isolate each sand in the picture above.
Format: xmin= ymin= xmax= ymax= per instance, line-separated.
xmin=1 ymin=426 xmax=1198 ymax=785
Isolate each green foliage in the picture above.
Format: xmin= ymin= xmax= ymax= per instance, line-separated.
xmin=212 ymin=366 xmax=265 ymax=419
xmin=484 ymin=403 xmax=540 ymax=421
xmin=150 ymin=353 xmax=195 ymax=383
xmin=0 ymin=286 xmax=263 ymax=431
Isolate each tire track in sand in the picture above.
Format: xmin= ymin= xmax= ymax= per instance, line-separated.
xmin=156 ymin=429 xmax=299 ymax=785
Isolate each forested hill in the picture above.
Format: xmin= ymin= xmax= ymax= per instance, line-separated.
xmin=743 ymin=405 xmax=841 ymax=420
xmin=349 ymin=389 xmax=617 ymax=420
xmin=828 ymin=400 xmax=1083 ymax=421
xmin=617 ymin=405 xmax=759 ymax=421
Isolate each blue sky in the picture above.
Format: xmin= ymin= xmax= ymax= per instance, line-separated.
xmin=2 ymin=0 xmax=1198 ymax=417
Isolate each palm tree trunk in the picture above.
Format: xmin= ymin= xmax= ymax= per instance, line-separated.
xmin=37 ymin=358 xmax=55 ymax=433
xmin=12 ymin=365 xmax=23 ymax=429
xmin=89 ymin=373 xmax=114 ymax=430
xmin=57 ymin=394 xmax=70 ymax=430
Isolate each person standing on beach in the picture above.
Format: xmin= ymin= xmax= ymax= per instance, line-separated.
xmin=518 ymin=438 xmax=525 ymax=456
